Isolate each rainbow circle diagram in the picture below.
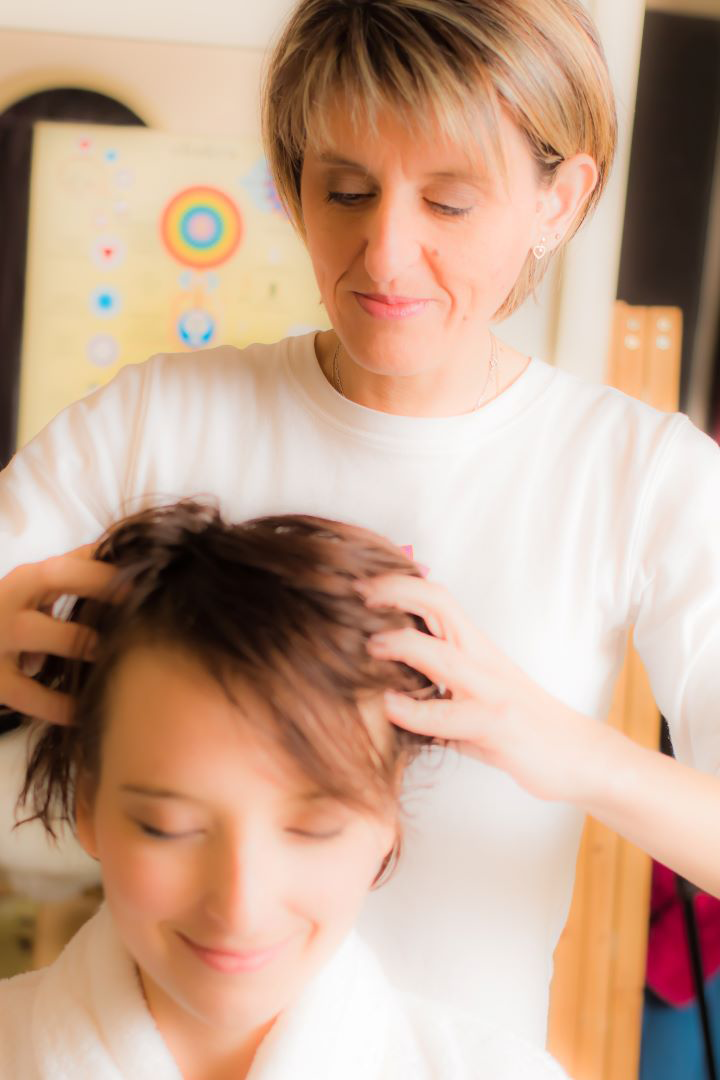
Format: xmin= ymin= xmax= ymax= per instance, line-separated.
xmin=160 ymin=186 xmax=243 ymax=269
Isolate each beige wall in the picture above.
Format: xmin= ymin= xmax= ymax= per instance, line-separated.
xmin=0 ymin=0 xmax=295 ymax=48
xmin=552 ymin=0 xmax=646 ymax=383
xmin=0 ymin=29 xmax=263 ymax=136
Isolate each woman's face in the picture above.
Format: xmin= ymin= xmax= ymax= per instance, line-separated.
xmin=76 ymin=645 xmax=396 ymax=1037
xmin=300 ymin=103 xmax=549 ymax=377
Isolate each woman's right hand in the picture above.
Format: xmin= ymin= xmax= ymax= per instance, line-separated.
xmin=0 ymin=547 xmax=116 ymax=726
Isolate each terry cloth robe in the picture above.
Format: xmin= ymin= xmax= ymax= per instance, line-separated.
xmin=0 ymin=905 xmax=569 ymax=1079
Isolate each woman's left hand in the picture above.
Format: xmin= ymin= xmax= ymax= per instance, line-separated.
xmin=360 ymin=574 xmax=613 ymax=805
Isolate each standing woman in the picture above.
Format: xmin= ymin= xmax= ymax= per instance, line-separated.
xmin=2 ymin=0 xmax=720 ymax=1052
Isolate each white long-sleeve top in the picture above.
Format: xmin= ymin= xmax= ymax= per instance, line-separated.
xmin=2 ymin=332 xmax=720 ymax=1046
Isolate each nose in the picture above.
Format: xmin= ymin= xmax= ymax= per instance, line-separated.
xmin=362 ymin=193 xmax=422 ymax=286
xmin=202 ymin=831 xmax=281 ymax=940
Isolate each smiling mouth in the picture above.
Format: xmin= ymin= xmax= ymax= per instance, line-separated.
xmin=178 ymin=931 xmax=292 ymax=973
xmin=353 ymin=292 xmax=432 ymax=319
xmin=358 ymin=292 xmax=427 ymax=304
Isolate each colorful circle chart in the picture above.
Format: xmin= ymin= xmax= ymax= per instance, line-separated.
xmin=161 ymin=186 xmax=243 ymax=270
xmin=177 ymin=309 xmax=216 ymax=348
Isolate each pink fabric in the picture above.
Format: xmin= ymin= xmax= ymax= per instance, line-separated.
xmin=646 ymin=861 xmax=720 ymax=1006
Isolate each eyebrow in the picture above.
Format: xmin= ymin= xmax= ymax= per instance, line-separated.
xmin=315 ymin=152 xmax=483 ymax=185
xmin=295 ymin=790 xmax=334 ymax=803
xmin=119 ymin=783 xmax=333 ymax=805
xmin=120 ymin=784 xmax=200 ymax=803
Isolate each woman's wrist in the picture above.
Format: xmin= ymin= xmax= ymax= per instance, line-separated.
xmin=576 ymin=721 xmax=646 ymax=818
xmin=526 ymin=687 xmax=626 ymax=807
xmin=574 ymin=726 xmax=720 ymax=896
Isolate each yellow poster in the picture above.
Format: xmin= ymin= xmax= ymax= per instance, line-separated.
xmin=18 ymin=121 xmax=327 ymax=446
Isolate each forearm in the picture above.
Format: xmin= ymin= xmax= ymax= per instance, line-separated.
xmin=580 ymin=723 xmax=720 ymax=897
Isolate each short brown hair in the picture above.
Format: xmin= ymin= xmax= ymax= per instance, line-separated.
xmin=19 ymin=502 xmax=440 ymax=874
xmin=262 ymin=0 xmax=617 ymax=319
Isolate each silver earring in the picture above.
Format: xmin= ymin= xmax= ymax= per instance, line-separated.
xmin=532 ymin=237 xmax=548 ymax=260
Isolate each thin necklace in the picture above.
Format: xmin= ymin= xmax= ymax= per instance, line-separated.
xmin=473 ymin=333 xmax=499 ymax=410
xmin=331 ymin=334 xmax=500 ymax=412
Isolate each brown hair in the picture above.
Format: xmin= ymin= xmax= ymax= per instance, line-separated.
xmin=19 ymin=501 xmax=441 ymax=883
xmin=262 ymin=0 xmax=617 ymax=318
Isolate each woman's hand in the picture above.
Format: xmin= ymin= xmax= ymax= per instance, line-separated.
xmin=360 ymin=574 xmax=720 ymax=896
xmin=0 ymin=547 xmax=116 ymax=726
xmin=360 ymin=573 xmax=613 ymax=804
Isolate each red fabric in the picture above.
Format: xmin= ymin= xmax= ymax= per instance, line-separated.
xmin=646 ymin=861 xmax=720 ymax=1006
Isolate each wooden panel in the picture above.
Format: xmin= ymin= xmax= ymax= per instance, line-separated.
xmin=547 ymin=303 xmax=682 ymax=1080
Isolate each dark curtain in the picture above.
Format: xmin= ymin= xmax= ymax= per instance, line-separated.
xmin=616 ymin=12 xmax=720 ymax=420
xmin=0 ymin=89 xmax=144 ymax=470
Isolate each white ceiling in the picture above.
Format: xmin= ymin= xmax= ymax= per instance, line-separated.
xmin=0 ymin=0 xmax=299 ymax=48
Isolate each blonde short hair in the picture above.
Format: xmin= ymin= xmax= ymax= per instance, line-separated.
xmin=262 ymin=0 xmax=617 ymax=320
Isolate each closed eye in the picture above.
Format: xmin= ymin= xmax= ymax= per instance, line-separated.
xmin=136 ymin=821 xmax=193 ymax=841
xmin=325 ymin=191 xmax=471 ymax=218
xmin=325 ymin=191 xmax=370 ymax=206
xmin=286 ymin=827 xmax=345 ymax=840
xmin=427 ymin=200 xmax=472 ymax=218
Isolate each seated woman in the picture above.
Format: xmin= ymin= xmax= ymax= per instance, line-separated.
xmin=0 ymin=502 xmax=567 ymax=1079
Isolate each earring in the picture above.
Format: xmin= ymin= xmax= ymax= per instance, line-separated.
xmin=532 ymin=236 xmax=548 ymax=260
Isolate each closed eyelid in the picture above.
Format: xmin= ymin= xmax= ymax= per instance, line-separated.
xmin=135 ymin=816 xmax=344 ymax=843
xmin=135 ymin=820 xmax=199 ymax=839
xmin=287 ymin=826 xmax=345 ymax=839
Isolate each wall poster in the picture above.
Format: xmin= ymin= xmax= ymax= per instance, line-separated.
xmin=19 ymin=121 xmax=328 ymax=446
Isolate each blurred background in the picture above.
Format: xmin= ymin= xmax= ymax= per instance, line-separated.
xmin=0 ymin=2 xmax=719 ymax=1078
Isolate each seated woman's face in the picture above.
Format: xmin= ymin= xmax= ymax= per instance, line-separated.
xmin=75 ymin=643 xmax=396 ymax=1032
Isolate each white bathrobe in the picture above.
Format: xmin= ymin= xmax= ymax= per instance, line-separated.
xmin=0 ymin=906 xmax=568 ymax=1079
